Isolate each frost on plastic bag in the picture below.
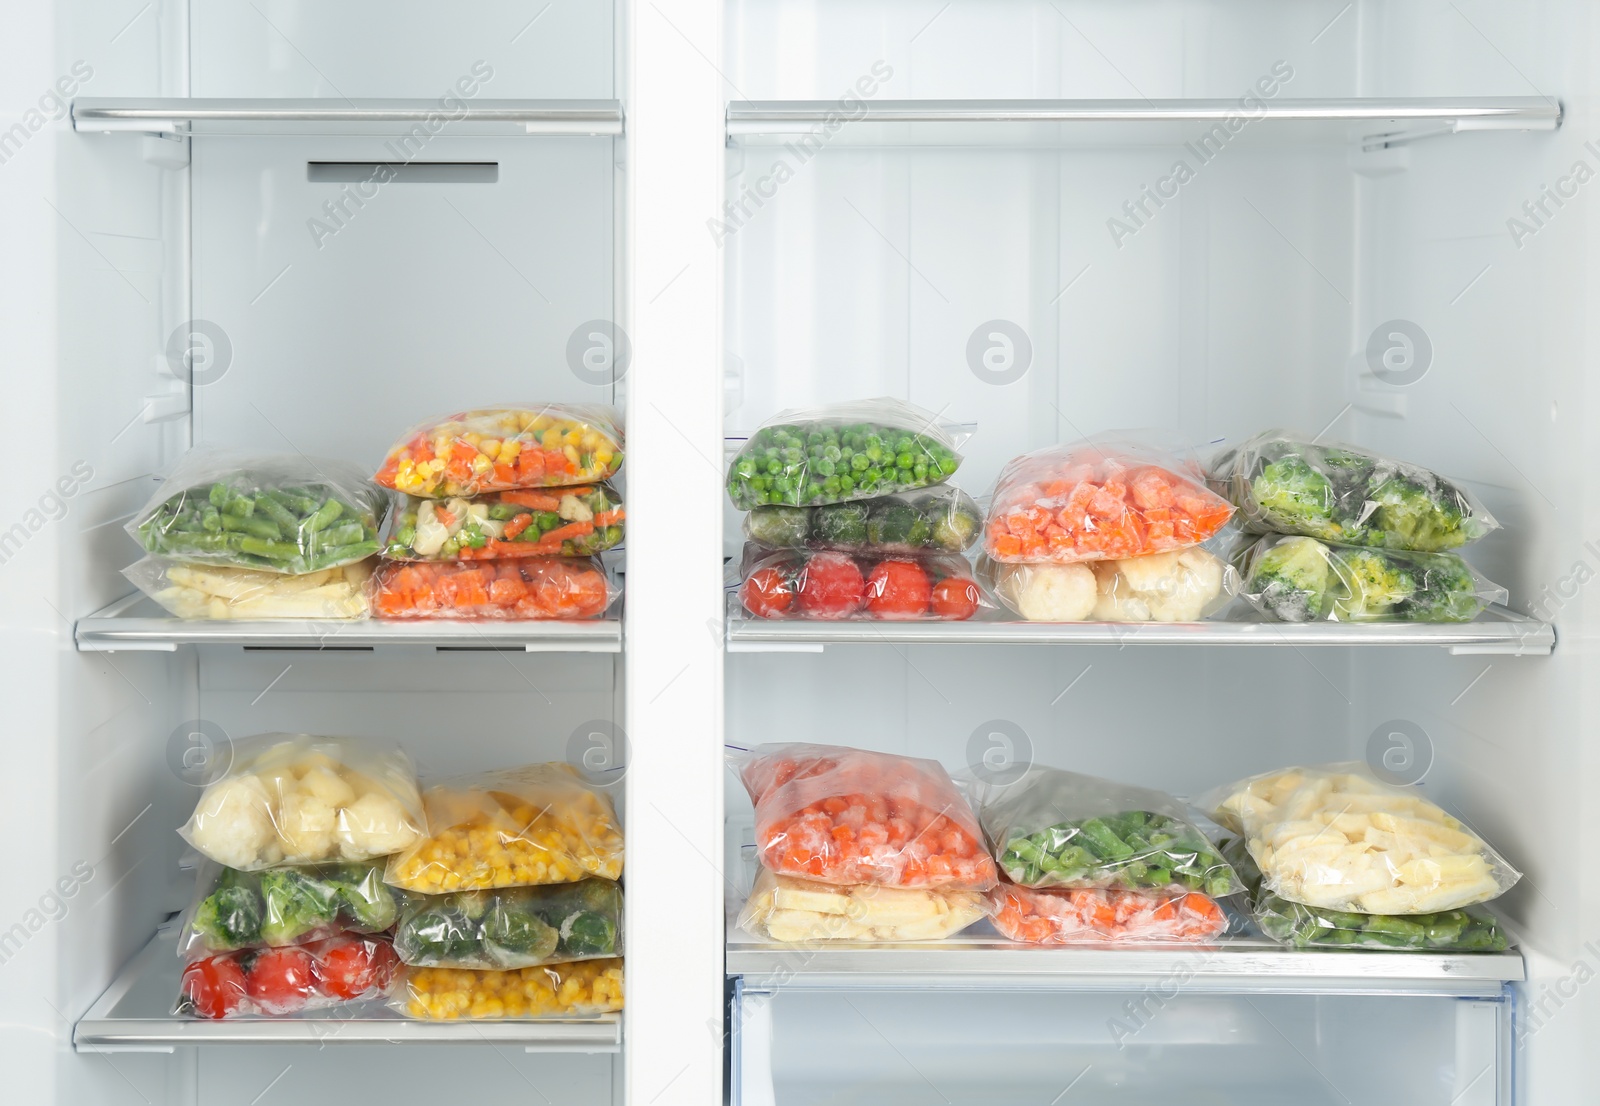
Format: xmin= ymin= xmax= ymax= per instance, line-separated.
xmin=1209 ymin=430 xmax=1499 ymax=551
xmin=1236 ymin=535 xmax=1506 ymax=623
xmin=374 ymin=404 xmax=624 ymax=498
xmin=179 ymin=734 xmax=426 ymax=871
xmin=129 ymin=448 xmax=385 ymax=574
xmin=985 ymin=438 xmax=1234 ymax=564
xmin=989 ymin=884 xmax=1227 ymax=944
xmin=738 ymin=869 xmax=987 ymax=943
xmin=368 ymin=557 xmax=613 ymax=621
xmin=180 ymin=861 xmax=399 ymax=958
xmin=382 ymin=485 xmax=624 ymax=561
xmin=725 ymin=398 xmax=965 ymax=509
xmin=734 ymin=744 xmax=997 ymax=890
xmin=394 ymin=958 xmax=624 ymax=1020
xmin=123 ymin=556 xmax=371 ymax=620
xmin=738 ymin=546 xmax=984 ymax=621
xmin=176 ymin=934 xmax=399 ymax=1018
xmin=1201 ymin=763 xmax=1521 ymax=914
xmin=394 ymin=879 xmax=621 ymax=969
xmin=1254 ymin=890 xmax=1509 ymax=951
xmin=972 ymin=766 xmax=1240 ymax=895
xmin=744 ymin=485 xmax=983 ymax=555
xmin=980 ymin=546 xmax=1230 ymax=623
xmin=385 ymin=763 xmax=624 ymax=894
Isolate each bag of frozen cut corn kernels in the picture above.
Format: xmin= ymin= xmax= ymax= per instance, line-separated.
xmin=374 ymin=405 xmax=623 ymax=498
xmin=394 ymin=958 xmax=624 ymax=1020
xmin=384 ymin=763 xmax=624 ymax=893
xmin=738 ymin=869 xmax=987 ymax=943
xmin=1199 ymin=762 xmax=1520 ymax=915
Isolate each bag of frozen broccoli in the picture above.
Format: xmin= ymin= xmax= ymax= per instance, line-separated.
xmin=393 ymin=879 xmax=622 ymax=969
xmin=179 ymin=861 xmax=400 ymax=958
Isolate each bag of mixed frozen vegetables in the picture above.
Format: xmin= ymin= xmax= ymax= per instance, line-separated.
xmin=1236 ymin=535 xmax=1506 ymax=622
xmin=394 ymin=958 xmax=624 ymax=1020
xmin=382 ymin=485 xmax=623 ymax=561
xmin=1202 ymin=763 xmax=1521 ymax=914
xmin=744 ymin=485 xmax=983 ymax=555
xmin=972 ymin=766 xmax=1240 ymax=895
xmin=177 ymin=934 xmax=399 ymax=1019
xmin=989 ymin=883 xmax=1227 ymax=944
xmin=1209 ymin=431 xmax=1499 ymax=551
xmin=980 ymin=546 xmax=1230 ymax=622
xmin=123 ymin=556 xmax=371 ymax=620
xmin=986 ymin=438 xmax=1234 ymax=564
xmin=368 ymin=557 xmax=612 ymax=621
xmin=738 ymin=869 xmax=987 ymax=943
xmin=738 ymin=546 xmax=983 ymax=621
xmin=179 ymin=734 xmax=426 ymax=871
xmin=129 ymin=449 xmax=384 ymax=574
xmin=385 ymin=763 xmax=624 ymax=894
xmin=394 ymin=879 xmax=622 ymax=969
xmin=180 ymin=861 xmax=399 ymax=958
xmin=734 ymin=744 xmax=997 ymax=890
xmin=726 ymin=398 xmax=965 ymax=509
xmin=375 ymin=404 xmax=623 ymax=498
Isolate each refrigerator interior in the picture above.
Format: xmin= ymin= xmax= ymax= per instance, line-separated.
xmin=721 ymin=0 xmax=1596 ymax=1103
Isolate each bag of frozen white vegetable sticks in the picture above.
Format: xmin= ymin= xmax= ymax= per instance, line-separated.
xmin=394 ymin=879 xmax=622 ymax=970
xmin=971 ymin=766 xmax=1241 ymax=896
xmin=738 ymin=869 xmax=987 ymax=943
xmin=394 ymin=958 xmax=624 ymax=1020
xmin=374 ymin=404 xmax=623 ymax=498
xmin=725 ymin=398 xmax=965 ymax=509
xmin=385 ymin=763 xmax=624 ymax=893
xmin=979 ymin=545 xmax=1232 ymax=623
xmin=123 ymin=556 xmax=371 ymax=620
xmin=1209 ymin=430 xmax=1499 ymax=551
xmin=129 ymin=449 xmax=385 ymax=574
xmin=179 ymin=734 xmax=426 ymax=871
xmin=1200 ymin=763 xmax=1521 ymax=914
xmin=179 ymin=860 xmax=400 ymax=958
xmin=744 ymin=485 xmax=983 ymax=555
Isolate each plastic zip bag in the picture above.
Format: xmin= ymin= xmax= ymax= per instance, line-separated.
xmin=1209 ymin=431 xmax=1499 ymax=551
xmin=1236 ymin=535 xmax=1506 ymax=622
xmin=734 ymin=744 xmax=997 ymax=890
xmin=394 ymin=879 xmax=622 ymax=969
xmin=980 ymin=545 xmax=1231 ymax=622
xmin=985 ymin=437 xmax=1234 ymax=564
xmin=381 ymin=485 xmax=624 ymax=561
xmin=394 ymin=958 xmax=624 ymax=1020
xmin=129 ymin=448 xmax=385 ymax=574
xmin=725 ymin=398 xmax=965 ymax=509
xmin=1200 ymin=763 xmax=1521 ymax=914
xmin=179 ymin=734 xmax=427 ymax=871
xmin=738 ymin=546 xmax=984 ymax=621
xmin=179 ymin=861 xmax=399 ymax=958
xmin=374 ymin=404 xmax=624 ymax=498
xmin=971 ymin=766 xmax=1241 ymax=895
xmin=368 ymin=556 xmax=613 ymax=620
xmin=385 ymin=763 xmax=625 ymax=893
xmin=738 ymin=869 xmax=987 ymax=942
xmin=989 ymin=884 xmax=1227 ymax=944
xmin=123 ymin=556 xmax=372 ymax=620
xmin=176 ymin=934 xmax=399 ymax=1018
xmin=744 ymin=485 xmax=983 ymax=555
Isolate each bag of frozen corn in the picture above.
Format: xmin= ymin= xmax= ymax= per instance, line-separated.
xmin=394 ymin=959 xmax=624 ymax=1020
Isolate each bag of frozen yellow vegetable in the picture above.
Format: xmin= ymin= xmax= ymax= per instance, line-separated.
xmin=384 ymin=763 xmax=624 ymax=893
xmin=374 ymin=405 xmax=623 ymax=498
xmin=394 ymin=958 xmax=624 ymax=1020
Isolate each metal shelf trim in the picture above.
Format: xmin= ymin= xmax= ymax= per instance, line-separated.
xmin=73 ymin=98 xmax=624 ymax=136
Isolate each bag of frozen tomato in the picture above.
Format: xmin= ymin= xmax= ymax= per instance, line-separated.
xmin=738 ymin=546 xmax=983 ymax=621
xmin=368 ymin=557 xmax=613 ymax=620
xmin=979 ymin=545 xmax=1231 ymax=623
xmin=986 ymin=438 xmax=1233 ymax=564
xmin=743 ymin=485 xmax=983 ymax=555
xmin=374 ymin=405 xmax=623 ymax=498
xmin=734 ymin=744 xmax=997 ymax=890
xmin=176 ymin=934 xmax=399 ymax=1018
xmin=737 ymin=869 xmax=987 ymax=943
xmin=180 ymin=860 xmax=400 ymax=958
xmin=394 ymin=958 xmax=624 ymax=1020
xmin=989 ymin=884 xmax=1228 ymax=944
xmin=382 ymin=485 xmax=624 ymax=561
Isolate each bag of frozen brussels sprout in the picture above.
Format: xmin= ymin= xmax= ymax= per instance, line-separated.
xmin=394 ymin=879 xmax=622 ymax=969
xmin=744 ymin=485 xmax=983 ymax=555
xmin=179 ymin=860 xmax=400 ymax=958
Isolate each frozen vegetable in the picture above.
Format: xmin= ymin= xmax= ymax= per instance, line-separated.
xmin=744 ymin=486 xmax=983 ymax=555
xmin=990 ymin=884 xmax=1227 ymax=944
xmin=123 ymin=556 xmax=371 ymax=620
xmin=735 ymin=744 xmax=997 ymax=890
xmin=395 ymin=879 xmax=622 ymax=969
xmin=181 ymin=861 xmax=398 ymax=957
xmin=739 ymin=547 xmax=981 ymax=621
xmin=382 ymin=485 xmax=624 ymax=561
xmin=1238 ymin=535 xmax=1506 ymax=622
xmin=986 ymin=440 xmax=1233 ymax=564
xmin=375 ymin=405 xmax=623 ymax=498
xmin=176 ymin=934 xmax=399 ymax=1018
xmin=179 ymin=734 xmax=425 ymax=870
xmin=738 ymin=869 xmax=986 ymax=942
xmin=395 ymin=958 xmax=624 ymax=1020
xmin=130 ymin=450 xmax=384 ymax=573
xmin=983 ymin=546 xmax=1228 ymax=622
xmin=726 ymin=399 xmax=964 ymax=509
xmin=386 ymin=763 xmax=624 ymax=893
xmin=1210 ymin=431 xmax=1499 ymax=551
xmin=1203 ymin=763 xmax=1521 ymax=914
xmin=369 ymin=557 xmax=612 ymax=620
xmin=1254 ymin=890 xmax=1508 ymax=951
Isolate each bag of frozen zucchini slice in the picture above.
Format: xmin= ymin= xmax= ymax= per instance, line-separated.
xmin=394 ymin=958 xmax=624 ymax=1020
xmin=179 ymin=733 xmax=427 ymax=871
xmin=129 ymin=448 xmax=385 ymax=574
xmin=725 ymin=398 xmax=965 ymax=510
xmin=385 ymin=763 xmax=625 ymax=894
xmin=123 ymin=556 xmax=371 ymax=620
xmin=179 ymin=860 xmax=400 ymax=958
xmin=1236 ymin=534 xmax=1506 ymax=623
xmin=989 ymin=884 xmax=1228 ymax=944
xmin=980 ymin=544 xmax=1232 ymax=623
xmin=382 ymin=485 xmax=624 ymax=561
xmin=972 ymin=766 xmax=1241 ymax=895
xmin=744 ymin=485 xmax=983 ymax=555
xmin=1209 ymin=431 xmax=1499 ymax=551
xmin=738 ymin=869 xmax=987 ymax=943
xmin=1252 ymin=890 xmax=1510 ymax=952
xmin=1201 ymin=763 xmax=1521 ymax=914
xmin=394 ymin=879 xmax=622 ymax=970
xmin=374 ymin=405 xmax=623 ymax=498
